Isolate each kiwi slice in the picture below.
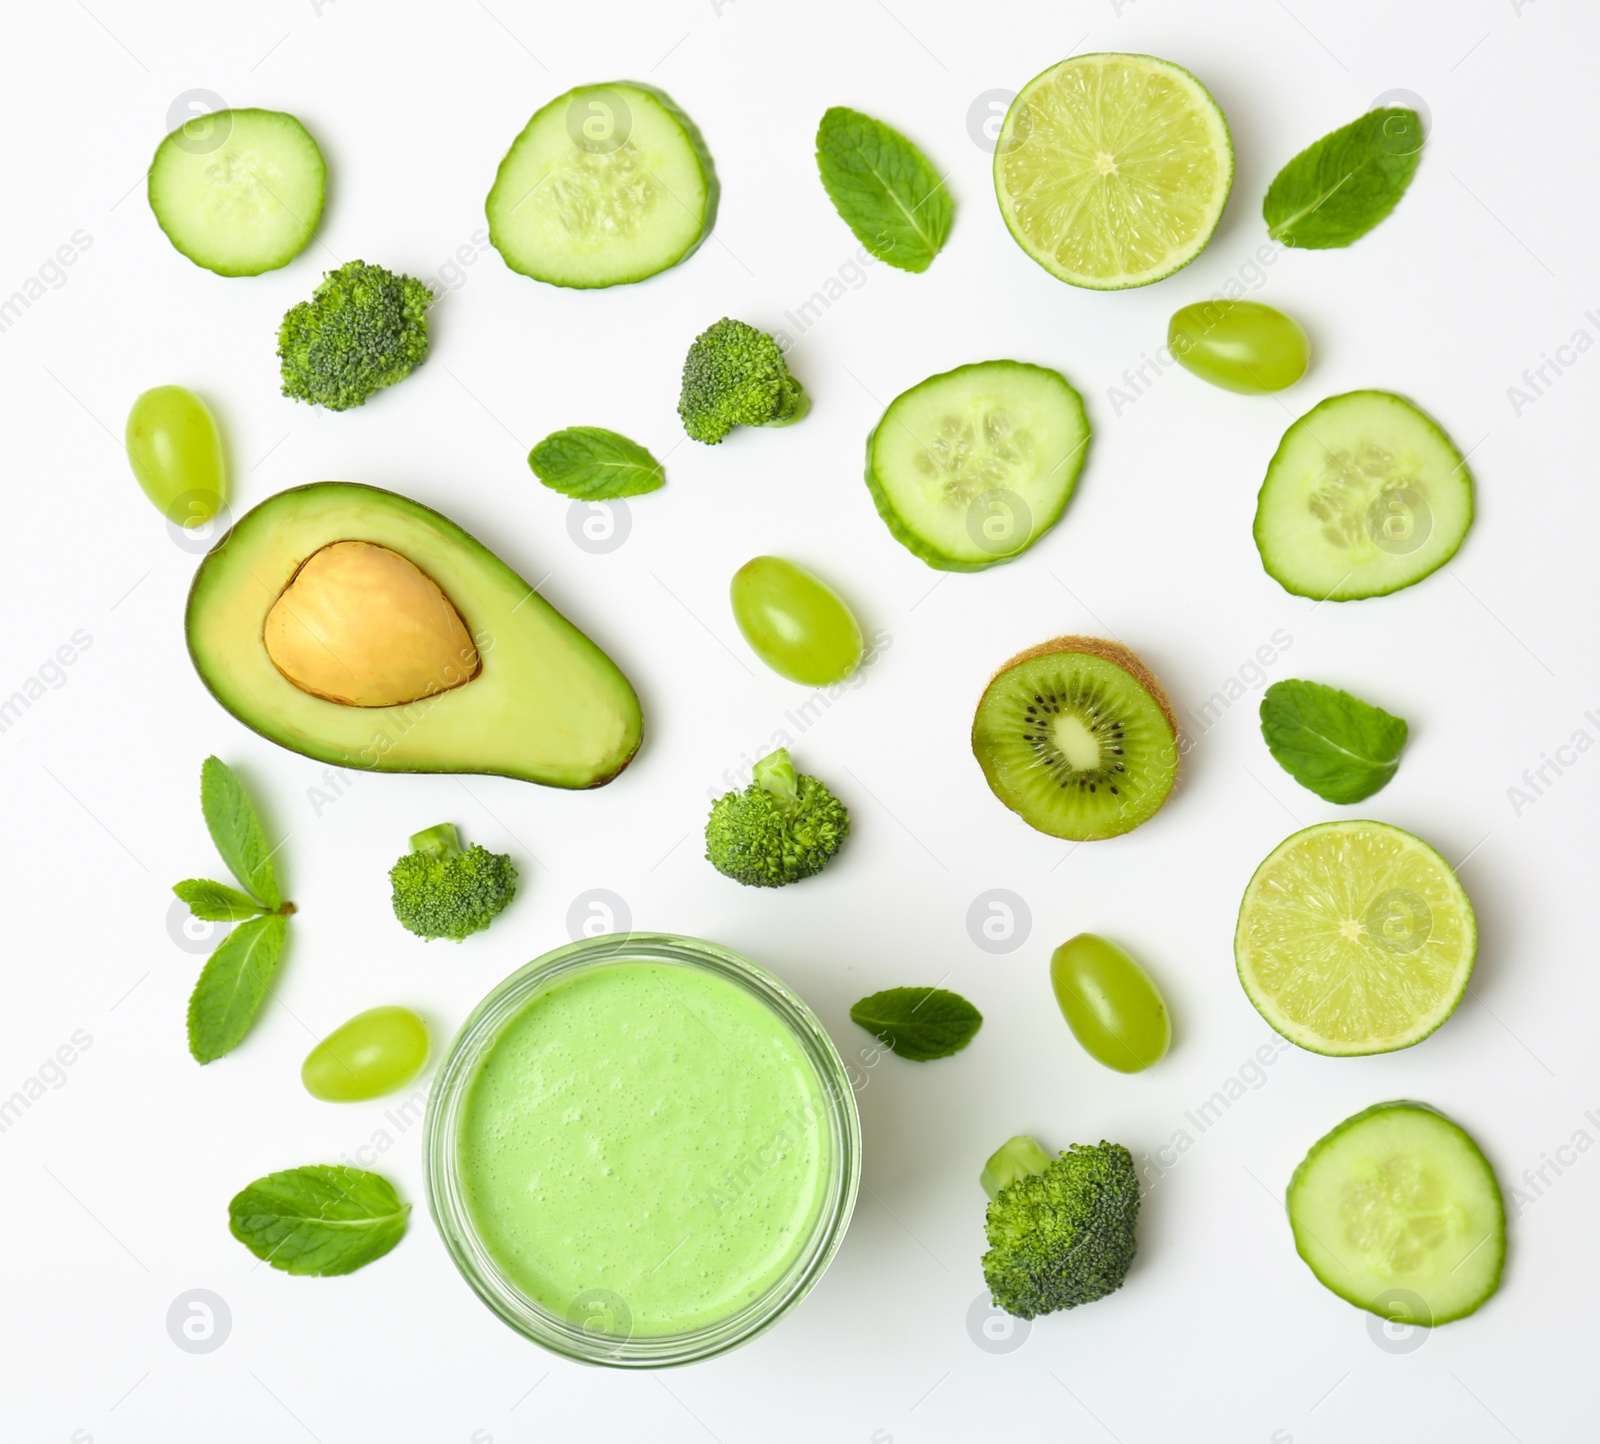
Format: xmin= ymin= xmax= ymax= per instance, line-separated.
xmin=972 ymin=637 xmax=1178 ymax=840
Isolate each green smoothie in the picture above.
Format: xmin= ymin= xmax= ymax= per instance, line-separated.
xmin=457 ymin=959 xmax=833 ymax=1336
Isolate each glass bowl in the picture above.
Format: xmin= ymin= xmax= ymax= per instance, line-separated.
xmin=423 ymin=932 xmax=861 ymax=1367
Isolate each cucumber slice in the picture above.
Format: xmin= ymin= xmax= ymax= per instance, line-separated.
xmin=865 ymin=361 xmax=1090 ymax=571
xmin=1254 ymin=390 xmax=1474 ymax=600
xmin=1288 ymin=1101 xmax=1505 ymax=1325
xmin=486 ymin=82 xmax=717 ymax=289
xmin=148 ymin=109 xmax=325 ymax=277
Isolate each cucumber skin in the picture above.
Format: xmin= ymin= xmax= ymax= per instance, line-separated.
xmin=148 ymin=109 xmax=326 ymax=278
xmin=1234 ymin=819 xmax=1477 ymax=1057
xmin=1287 ymin=1100 xmax=1506 ymax=1325
xmin=485 ymin=81 xmax=719 ymax=291
xmin=863 ymin=360 xmax=1090 ymax=572
xmin=993 ymin=53 xmax=1234 ymax=291
xmin=1253 ymin=389 xmax=1475 ymax=601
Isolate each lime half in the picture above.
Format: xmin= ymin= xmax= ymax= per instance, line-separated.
xmin=1235 ymin=821 xmax=1476 ymax=1056
xmin=994 ymin=53 xmax=1233 ymax=290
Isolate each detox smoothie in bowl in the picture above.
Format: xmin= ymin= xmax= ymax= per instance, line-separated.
xmin=424 ymin=934 xmax=861 ymax=1366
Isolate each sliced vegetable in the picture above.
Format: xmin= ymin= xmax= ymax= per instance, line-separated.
xmin=1254 ymin=390 xmax=1473 ymax=600
xmin=1287 ymin=1101 xmax=1504 ymax=1323
xmin=865 ymin=360 xmax=1089 ymax=570
xmin=148 ymin=108 xmax=325 ymax=276
xmin=487 ymin=82 xmax=717 ymax=288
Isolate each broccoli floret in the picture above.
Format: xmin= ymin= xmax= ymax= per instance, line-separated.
xmin=705 ymin=749 xmax=848 ymax=887
xmin=389 ymin=823 xmax=516 ymax=941
xmin=278 ymin=259 xmax=431 ymax=411
xmin=981 ymin=1136 xmax=1140 ymax=1319
xmin=678 ymin=318 xmax=809 ymax=444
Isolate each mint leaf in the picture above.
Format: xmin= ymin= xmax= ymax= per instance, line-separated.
xmin=200 ymin=756 xmax=281 ymax=909
xmin=186 ymin=913 xmax=288 ymax=1064
xmin=174 ymin=878 xmax=267 ymax=922
xmin=816 ymin=107 xmax=953 ymax=273
xmin=527 ymin=427 xmax=665 ymax=500
xmin=1264 ymin=108 xmax=1423 ymax=249
xmin=228 ymin=1164 xmax=409 ymax=1276
xmin=849 ymin=986 xmax=982 ymax=1061
xmin=1260 ymin=680 xmax=1409 ymax=803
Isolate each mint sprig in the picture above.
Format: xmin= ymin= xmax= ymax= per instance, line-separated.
xmin=174 ymin=878 xmax=269 ymax=922
xmin=200 ymin=754 xmax=281 ymax=908
xmin=187 ymin=914 xmax=289 ymax=1063
xmin=1260 ymin=679 xmax=1409 ymax=803
xmin=228 ymin=1164 xmax=409 ymax=1276
xmin=174 ymin=757 xmax=294 ymax=1064
xmin=849 ymin=986 xmax=982 ymax=1061
xmin=1263 ymin=107 xmax=1423 ymax=250
xmin=527 ymin=426 xmax=666 ymax=500
xmin=815 ymin=107 xmax=953 ymax=273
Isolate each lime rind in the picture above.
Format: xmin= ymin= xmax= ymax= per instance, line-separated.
xmin=1234 ymin=820 xmax=1477 ymax=1056
xmin=994 ymin=52 xmax=1234 ymax=290
xmin=1287 ymin=1101 xmax=1505 ymax=1324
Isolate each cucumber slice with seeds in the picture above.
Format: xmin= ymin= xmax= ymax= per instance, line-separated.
xmin=486 ymin=82 xmax=717 ymax=289
xmin=1254 ymin=390 xmax=1474 ymax=600
xmin=148 ymin=109 xmax=325 ymax=277
xmin=865 ymin=360 xmax=1090 ymax=571
xmin=1288 ymin=1101 xmax=1505 ymax=1325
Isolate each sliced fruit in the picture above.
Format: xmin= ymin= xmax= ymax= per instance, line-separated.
xmin=972 ymin=637 xmax=1177 ymax=840
xmin=1288 ymin=1101 xmax=1505 ymax=1324
xmin=994 ymin=53 xmax=1233 ymax=290
xmin=148 ymin=108 xmax=325 ymax=277
xmin=187 ymin=482 xmax=641 ymax=787
xmin=1235 ymin=821 xmax=1476 ymax=1055
xmin=865 ymin=361 xmax=1089 ymax=571
xmin=1254 ymin=390 xmax=1474 ymax=600
xmin=486 ymin=81 xmax=717 ymax=288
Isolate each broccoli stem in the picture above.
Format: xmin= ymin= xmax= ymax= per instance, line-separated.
xmin=409 ymin=822 xmax=463 ymax=860
xmin=752 ymin=749 xmax=799 ymax=805
xmin=980 ymin=1135 xmax=1054 ymax=1199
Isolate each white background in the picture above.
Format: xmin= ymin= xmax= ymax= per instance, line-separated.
xmin=3 ymin=0 xmax=1596 ymax=1439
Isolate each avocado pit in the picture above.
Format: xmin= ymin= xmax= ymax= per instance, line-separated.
xmin=263 ymin=540 xmax=480 ymax=707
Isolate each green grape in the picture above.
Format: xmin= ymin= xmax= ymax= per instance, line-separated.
xmin=125 ymin=384 xmax=226 ymax=524
xmin=1050 ymin=934 xmax=1170 ymax=1073
xmin=730 ymin=556 xmax=863 ymax=686
xmin=1168 ymin=300 xmax=1309 ymax=394
xmin=302 ymin=1006 xmax=428 ymax=1102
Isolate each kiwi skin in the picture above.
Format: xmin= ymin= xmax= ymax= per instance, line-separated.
xmin=972 ymin=635 xmax=1180 ymax=839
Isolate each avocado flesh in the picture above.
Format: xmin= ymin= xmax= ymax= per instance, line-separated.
xmin=186 ymin=482 xmax=642 ymax=786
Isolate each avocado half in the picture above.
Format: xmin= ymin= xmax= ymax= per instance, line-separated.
xmin=186 ymin=482 xmax=642 ymax=787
